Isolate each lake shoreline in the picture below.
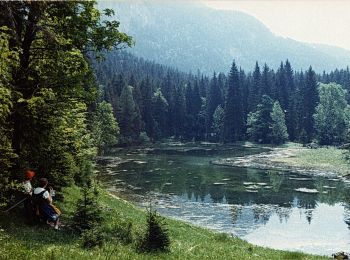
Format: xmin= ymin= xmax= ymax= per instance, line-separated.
xmin=212 ymin=144 xmax=350 ymax=180
xmin=96 ymin=143 xmax=350 ymax=257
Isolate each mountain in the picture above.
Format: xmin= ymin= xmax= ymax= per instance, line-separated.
xmin=99 ymin=1 xmax=350 ymax=73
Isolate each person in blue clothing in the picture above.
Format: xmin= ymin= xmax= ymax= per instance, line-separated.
xmin=32 ymin=178 xmax=61 ymax=230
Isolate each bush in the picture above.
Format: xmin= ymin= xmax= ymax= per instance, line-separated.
xmin=111 ymin=220 xmax=133 ymax=245
xmin=81 ymin=227 xmax=105 ymax=249
xmin=139 ymin=132 xmax=150 ymax=144
xmin=138 ymin=209 xmax=170 ymax=252
xmin=72 ymin=186 xmax=103 ymax=234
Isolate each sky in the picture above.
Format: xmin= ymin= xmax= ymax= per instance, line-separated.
xmin=203 ymin=1 xmax=350 ymax=51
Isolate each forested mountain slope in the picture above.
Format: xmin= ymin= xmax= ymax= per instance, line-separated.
xmin=99 ymin=1 xmax=350 ymax=73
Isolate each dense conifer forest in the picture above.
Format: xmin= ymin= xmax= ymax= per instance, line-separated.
xmin=95 ymin=51 xmax=350 ymax=146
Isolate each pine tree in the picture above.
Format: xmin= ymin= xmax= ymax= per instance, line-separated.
xmin=301 ymin=67 xmax=319 ymax=142
xmin=276 ymin=62 xmax=287 ymax=108
xmin=261 ymin=63 xmax=272 ymax=97
xmin=248 ymin=62 xmax=261 ymax=112
xmin=139 ymin=209 xmax=170 ymax=252
xmin=284 ymin=60 xmax=296 ymax=140
xmin=152 ymin=89 xmax=169 ymax=139
xmin=270 ymin=101 xmax=289 ymax=144
xmin=223 ymin=61 xmax=244 ymax=143
xmin=206 ymin=73 xmax=222 ymax=135
xmin=140 ymin=77 xmax=155 ymax=138
xmin=72 ymin=186 xmax=103 ymax=234
xmin=118 ymin=85 xmax=141 ymax=143
xmin=173 ymin=86 xmax=186 ymax=137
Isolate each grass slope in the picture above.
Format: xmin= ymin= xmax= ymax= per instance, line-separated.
xmin=0 ymin=186 xmax=325 ymax=260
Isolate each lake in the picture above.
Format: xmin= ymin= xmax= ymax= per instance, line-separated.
xmin=98 ymin=143 xmax=350 ymax=256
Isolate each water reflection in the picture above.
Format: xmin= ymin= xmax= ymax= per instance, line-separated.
xmin=98 ymin=146 xmax=350 ymax=256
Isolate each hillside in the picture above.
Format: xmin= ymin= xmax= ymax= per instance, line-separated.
xmin=99 ymin=1 xmax=350 ymax=73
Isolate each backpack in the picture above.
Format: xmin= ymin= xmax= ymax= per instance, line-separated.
xmin=31 ymin=190 xmax=48 ymax=221
xmin=31 ymin=190 xmax=47 ymax=206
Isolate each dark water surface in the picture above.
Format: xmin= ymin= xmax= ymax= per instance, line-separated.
xmin=98 ymin=144 xmax=350 ymax=256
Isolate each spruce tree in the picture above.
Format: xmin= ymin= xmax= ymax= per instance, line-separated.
xmin=302 ymin=67 xmax=319 ymax=142
xmin=140 ymin=77 xmax=155 ymax=138
xmin=284 ymin=60 xmax=296 ymax=140
xmin=261 ymin=63 xmax=272 ymax=97
xmin=72 ymin=186 xmax=103 ymax=234
xmin=173 ymin=86 xmax=186 ymax=137
xmin=206 ymin=73 xmax=222 ymax=135
xmin=152 ymin=89 xmax=169 ymax=139
xmin=276 ymin=62 xmax=287 ymax=108
xmin=139 ymin=209 xmax=170 ymax=252
xmin=223 ymin=61 xmax=244 ymax=143
xmin=118 ymin=85 xmax=142 ymax=143
xmin=248 ymin=62 xmax=261 ymax=112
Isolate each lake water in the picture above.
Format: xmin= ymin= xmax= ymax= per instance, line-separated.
xmin=98 ymin=144 xmax=350 ymax=256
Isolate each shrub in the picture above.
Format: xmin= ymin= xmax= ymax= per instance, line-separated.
xmin=139 ymin=132 xmax=150 ymax=144
xmin=138 ymin=209 xmax=170 ymax=252
xmin=81 ymin=227 xmax=105 ymax=249
xmin=112 ymin=220 xmax=133 ymax=245
xmin=72 ymin=186 xmax=103 ymax=234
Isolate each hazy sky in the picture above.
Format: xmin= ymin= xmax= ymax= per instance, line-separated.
xmin=203 ymin=1 xmax=350 ymax=51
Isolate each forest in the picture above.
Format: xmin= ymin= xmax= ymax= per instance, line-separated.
xmin=0 ymin=1 xmax=132 ymax=207
xmin=95 ymin=51 xmax=350 ymax=146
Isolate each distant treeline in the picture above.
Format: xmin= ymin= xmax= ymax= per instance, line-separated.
xmin=94 ymin=51 xmax=350 ymax=145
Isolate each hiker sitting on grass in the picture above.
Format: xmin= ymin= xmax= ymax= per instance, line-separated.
xmin=33 ymin=178 xmax=61 ymax=230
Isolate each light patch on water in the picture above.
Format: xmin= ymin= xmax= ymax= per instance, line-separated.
xmin=289 ymin=177 xmax=311 ymax=181
xmin=244 ymin=203 xmax=350 ymax=256
xmin=295 ymin=188 xmax=318 ymax=193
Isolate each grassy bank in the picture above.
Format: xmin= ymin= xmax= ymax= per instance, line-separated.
xmin=214 ymin=142 xmax=350 ymax=178
xmin=272 ymin=144 xmax=349 ymax=176
xmin=0 ymin=186 xmax=325 ymax=260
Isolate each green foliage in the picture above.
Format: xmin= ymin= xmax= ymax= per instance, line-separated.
xmin=314 ymin=83 xmax=348 ymax=145
xmin=301 ymin=67 xmax=319 ymax=143
xmin=206 ymin=73 xmax=223 ymax=134
xmin=0 ymin=29 xmax=19 ymax=208
xmin=270 ymin=101 xmax=289 ymax=144
xmin=92 ymin=101 xmax=119 ymax=155
xmin=72 ymin=186 xmax=103 ymax=234
xmin=80 ymin=227 xmax=106 ymax=249
xmin=152 ymin=89 xmax=169 ymax=139
xmin=139 ymin=132 xmax=151 ymax=144
xmin=138 ymin=209 xmax=170 ymax=253
xmin=223 ymin=61 xmax=244 ymax=143
xmin=20 ymin=89 xmax=96 ymax=189
xmin=0 ymin=1 xmax=132 ymax=201
xmin=111 ymin=219 xmax=133 ymax=245
xmin=247 ymin=95 xmax=274 ymax=143
xmin=212 ymin=105 xmax=224 ymax=141
xmin=118 ymin=85 xmax=142 ymax=144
